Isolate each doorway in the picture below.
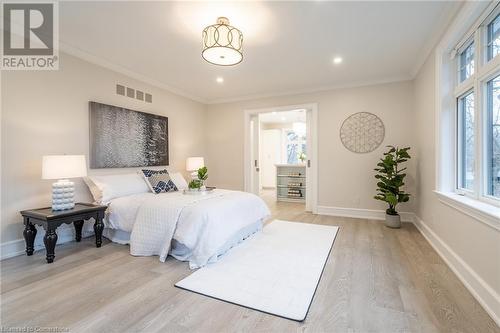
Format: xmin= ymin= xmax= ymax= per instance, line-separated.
xmin=244 ymin=103 xmax=318 ymax=213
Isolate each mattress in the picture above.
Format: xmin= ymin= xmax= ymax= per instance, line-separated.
xmin=103 ymin=190 xmax=269 ymax=267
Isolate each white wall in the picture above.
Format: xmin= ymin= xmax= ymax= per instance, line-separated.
xmin=414 ymin=53 xmax=500 ymax=323
xmin=260 ymin=129 xmax=281 ymax=188
xmin=1 ymin=53 xmax=206 ymax=253
xmin=205 ymin=81 xmax=416 ymax=213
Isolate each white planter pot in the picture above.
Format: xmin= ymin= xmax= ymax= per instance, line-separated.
xmin=385 ymin=213 xmax=401 ymax=228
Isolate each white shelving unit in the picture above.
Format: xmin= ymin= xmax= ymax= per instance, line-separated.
xmin=275 ymin=164 xmax=306 ymax=203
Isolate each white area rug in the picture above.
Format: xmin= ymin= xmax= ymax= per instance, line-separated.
xmin=175 ymin=220 xmax=339 ymax=321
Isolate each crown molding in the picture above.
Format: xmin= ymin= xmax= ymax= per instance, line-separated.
xmin=410 ymin=1 xmax=464 ymax=78
xmin=56 ymin=43 xmax=416 ymax=106
xmin=59 ymin=41 xmax=208 ymax=104
xmin=205 ymin=75 xmax=414 ymax=105
xmin=60 ymin=15 xmax=450 ymax=108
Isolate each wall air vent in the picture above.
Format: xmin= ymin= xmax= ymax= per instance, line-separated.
xmin=116 ymin=84 xmax=152 ymax=103
xmin=116 ymin=84 xmax=125 ymax=96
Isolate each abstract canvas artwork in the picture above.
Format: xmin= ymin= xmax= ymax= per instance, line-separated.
xmin=89 ymin=101 xmax=168 ymax=168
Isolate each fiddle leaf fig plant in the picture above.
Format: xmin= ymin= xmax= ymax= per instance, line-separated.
xmin=374 ymin=146 xmax=411 ymax=215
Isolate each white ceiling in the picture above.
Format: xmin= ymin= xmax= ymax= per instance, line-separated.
xmin=259 ymin=109 xmax=306 ymax=124
xmin=59 ymin=1 xmax=460 ymax=104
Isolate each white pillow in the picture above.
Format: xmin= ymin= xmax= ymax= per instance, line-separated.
xmin=83 ymin=177 xmax=103 ymax=203
xmin=84 ymin=173 xmax=150 ymax=204
xmin=169 ymin=172 xmax=188 ymax=190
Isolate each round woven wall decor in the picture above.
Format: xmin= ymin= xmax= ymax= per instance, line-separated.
xmin=340 ymin=112 xmax=385 ymax=153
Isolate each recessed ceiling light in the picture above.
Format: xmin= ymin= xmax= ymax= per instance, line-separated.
xmin=333 ymin=57 xmax=343 ymax=64
xmin=216 ymin=77 xmax=224 ymax=83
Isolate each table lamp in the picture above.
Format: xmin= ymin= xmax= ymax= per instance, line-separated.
xmin=186 ymin=157 xmax=204 ymax=179
xmin=42 ymin=155 xmax=87 ymax=211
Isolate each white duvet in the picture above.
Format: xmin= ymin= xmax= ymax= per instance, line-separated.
xmin=105 ymin=189 xmax=270 ymax=268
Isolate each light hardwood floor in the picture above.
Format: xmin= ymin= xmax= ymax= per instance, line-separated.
xmin=1 ymin=192 xmax=498 ymax=333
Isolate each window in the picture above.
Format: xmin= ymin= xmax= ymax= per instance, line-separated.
xmin=452 ymin=4 xmax=500 ymax=206
xmin=459 ymin=42 xmax=475 ymax=82
xmin=458 ymin=91 xmax=475 ymax=191
xmin=486 ymin=75 xmax=500 ymax=198
xmin=487 ymin=13 xmax=500 ymax=61
xmin=284 ymin=127 xmax=306 ymax=164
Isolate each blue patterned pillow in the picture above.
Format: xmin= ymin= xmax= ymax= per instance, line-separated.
xmin=141 ymin=169 xmax=178 ymax=194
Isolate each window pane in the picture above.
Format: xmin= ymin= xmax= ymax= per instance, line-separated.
xmin=487 ymin=75 xmax=500 ymax=198
xmin=287 ymin=143 xmax=298 ymax=164
xmin=287 ymin=131 xmax=298 ymax=141
xmin=285 ymin=128 xmax=306 ymax=164
xmin=487 ymin=14 xmax=500 ymax=61
xmin=459 ymin=42 xmax=475 ymax=82
xmin=458 ymin=92 xmax=475 ymax=190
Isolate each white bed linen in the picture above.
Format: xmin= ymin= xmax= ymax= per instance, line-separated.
xmin=106 ymin=192 xmax=154 ymax=232
xmin=105 ymin=190 xmax=270 ymax=268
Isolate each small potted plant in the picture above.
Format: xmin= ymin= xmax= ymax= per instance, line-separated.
xmin=188 ymin=179 xmax=202 ymax=191
xmin=187 ymin=167 xmax=208 ymax=192
xmin=299 ymin=152 xmax=306 ymax=163
xmin=374 ymin=146 xmax=411 ymax=228
xmin=197 ymin=166 xmax=208 ymax=189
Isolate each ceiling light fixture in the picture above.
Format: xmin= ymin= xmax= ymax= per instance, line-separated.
xmin=333 ymin=57 xmax=343 ymax=64
xmin=216 ymin=77 xmax=224 ymax=83
xmin=202 ymin=17 xmax=243 ymax=66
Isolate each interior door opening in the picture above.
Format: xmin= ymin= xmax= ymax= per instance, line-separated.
xmin=245 ymin=104 xmax=318 ymax=213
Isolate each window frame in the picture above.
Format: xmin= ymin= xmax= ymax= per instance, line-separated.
xmin=456 ymin=89 xmax=475 ymax=194
xmin=458 ymin=39 xmax=475 ymax=83
xmin=485 ymin=8 xmax=500 ymax=62
xmin=481 ymin=69 xmax=500 ymax=206
xmin=453 ymin=6 xmax=500 ymax=207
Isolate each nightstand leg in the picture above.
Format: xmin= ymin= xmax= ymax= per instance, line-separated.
xmin=23 ymin=219 xmax=37 ymax=256
xmin=94 ymin=218 xmax=104 ymax=248
xmin=43 ymin=229 xmax=58 ymax=263
xmin=74 ymin=220 xmax=84 ymax=242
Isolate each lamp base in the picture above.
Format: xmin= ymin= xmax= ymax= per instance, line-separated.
xmin=51 ymin=179 xmax=75 ymax=211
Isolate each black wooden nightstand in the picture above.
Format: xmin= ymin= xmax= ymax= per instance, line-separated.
xmin=20 ymin=203 xmax=107 ymax=263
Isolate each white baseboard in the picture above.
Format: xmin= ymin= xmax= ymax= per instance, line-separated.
xmin=0 ymin=224 xmax=95 ymax=260
xmin=413 ymin=215 xmax=500 ymax=326
xmin=315 ymin=205 xmax=499 ymax=325
xmin=316 ymin=205 xmax=415 ymax=222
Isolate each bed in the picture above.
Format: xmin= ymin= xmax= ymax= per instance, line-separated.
xmin=84 ymin=172 xmax=270 ymax=268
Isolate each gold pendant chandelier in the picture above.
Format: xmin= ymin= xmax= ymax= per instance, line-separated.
xmin=202 ymin=17 xmax=243 ymax=66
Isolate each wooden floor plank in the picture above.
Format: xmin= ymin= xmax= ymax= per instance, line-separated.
xmin=1 ymin=190 xmax=497 ymax=332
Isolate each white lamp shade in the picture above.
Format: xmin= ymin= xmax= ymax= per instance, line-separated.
xmin=202 ymin=46 xmax=243 ymax=66
xmin=42 ymin=155 xmax=87 ymax=180
xmin=186 ymin=157 xmax=204 ymax=171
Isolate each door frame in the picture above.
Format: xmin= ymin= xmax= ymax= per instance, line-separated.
xmin=243 ymin=103 xmax=319 ymax=213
